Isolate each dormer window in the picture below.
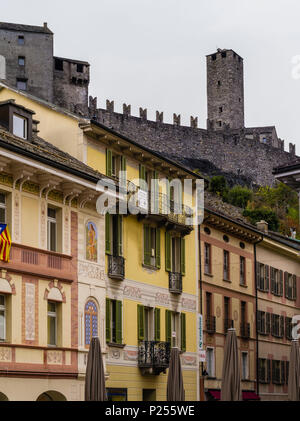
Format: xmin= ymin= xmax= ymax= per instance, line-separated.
xmin=13 ymin=114 xmax=28 ymax=139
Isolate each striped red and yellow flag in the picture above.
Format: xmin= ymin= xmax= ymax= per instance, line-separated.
xmin=0 ymin=224 xmax=11 ymax=263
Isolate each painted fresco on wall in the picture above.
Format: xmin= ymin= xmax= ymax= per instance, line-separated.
xmin=86 ymin=221 xmax=98 ymax=262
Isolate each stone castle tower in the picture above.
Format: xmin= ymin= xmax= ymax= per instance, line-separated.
xmin=0 ymin=22 xmax=90 ymax=115
xmin=207 ymin=48 xmax=245 ymax=131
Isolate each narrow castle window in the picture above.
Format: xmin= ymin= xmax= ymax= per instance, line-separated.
xmin=16 ymin=78 xmax=27 ymax=91
xmin=18 ymin=56 xmax=25 ymax=66
xmin=221 ymin=52 xmax=227 ymax=58
xmin=18 ymin=36 xmax=24 ymax=45
xmin=218 ymin=121 xmax=222 ymax=127
xmin=211 ymin=54 xmax=216 ymax=61
xmin=217 ymin=80 xmax=221 ymax=87
xmin=219 ymin=106 xmax=223 ymax=113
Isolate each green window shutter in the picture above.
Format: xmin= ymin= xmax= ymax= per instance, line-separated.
xmin=154 ymin=308 xmax=161 ymax=341
xmin=181 ymin=238 xmax=186 ymax=276
xmin=139 ymin=164 xmax=146 ymax=191
xmin=106 ymin=149 xmax=113 ymax=177
xmin=144 ymin=225 xmax=151 ymax=266
xmin=105 ymin=213 xmax=111 ymax=255
xmin=156 ymin=228 xmax=161 ymax=269
xmin=137 ymin=305 xmax=145 ymax=341
xmin=153 ymin=171 xmax=159 ymax=214
xmin=116 ymin=301 xmax=122 ymax=344
xmin=181 ymin=313 xmax=186 ymax=352
xmin=165 ymin=310 xmax=172 ymax=344
xmin=120 ymin=156 xmax=127 ymax=185
xmin=106 ymin=298 xmax=111 ymax=343
xmin=117 ymin=216 xmax=123 ymax=257
xmin=165 ymin=231 xmax=171 ymax=272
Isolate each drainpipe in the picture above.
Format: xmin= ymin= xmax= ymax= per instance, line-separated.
xmin=254 ymin=236 xmax=263 ymax=397
xmin=198 ymin=223 xmax=205 ymax=401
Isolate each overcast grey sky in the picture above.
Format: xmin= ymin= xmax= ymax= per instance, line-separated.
xmin=2 ymin=0 xmax=300 ymax=151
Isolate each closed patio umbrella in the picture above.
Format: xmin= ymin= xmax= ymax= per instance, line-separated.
xmin=221 ymin=328 xmax=241 ymax=401
xmin=85 ymin=336 xmax=107 ymax=401
xmin=167 ymin=347 xmax=185 ymax=401
xmin=288 ymin=339 xmax=300 ymax=401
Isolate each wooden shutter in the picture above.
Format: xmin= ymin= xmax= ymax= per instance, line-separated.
xmin=257 ymin=311 xmax=262 ymax=334
xmin=117 ymin=216 xmax=123 ymax=257
xmin=106 ymin=298 xmax=111 ymax=343
xmin=266 ymin=312 xmax=271 ymax=335
xmin=143 ymin=225 xmax=151 ymax=266
xmin=181 ymin=238 xmax=186 ymax=276
xmin=154 ymin=308 xmax=161 ymax=341
xmin=281 ymin=361 xmax=285 ymax=385
xmin=106 ymin=149 xmax=113 ymax=177
xmin=105 ymin=213 xmax=111 ymax=255
xmin=272 ymin=360 xmax=276 ymax=384
xmin=267 ymin=359 xmax=271 ymax=383
xmin=165 ymin=231 xmax=171 ymax=272
xmin=279 ymin=271 xmax=283 ymax=297
xmin=256 ymin=262 xmax=260 ymax=289
xmin=286 ymin=361 xmax=289 ymax=385
xmin=120 ymin=156 xmax=127 ymax=185
xmin=284 ymin=272 xmax=288 ymax=299
xmin=293 ymin=274 xmax=297 ymax=300
xmin=137 ymin=305 xmax=145 ymax=341
xmin=116 ymin=301 xmax=122 ymax=344
xmin=265 ymin=265 xmax=270 ymax=292
xmin=165 ymin=310 xmax=172 ymax=344
xmin=181 ymin=313 xmax=186 ymax=352
xmin=280 ymin=316 xmax=284 ymax=338
xmin=156 ymin=228 xmax=161 ymax=269
xmin=153 ymin=171 xmax=159 ymax=214
xmin=270 ymin=267 xmax=275 ymax=293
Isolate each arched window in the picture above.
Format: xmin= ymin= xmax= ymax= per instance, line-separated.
xmin=85 ymin=300 xmax=98 ymax=346
xmin=86 ymin=221 xmax=98 ymax=262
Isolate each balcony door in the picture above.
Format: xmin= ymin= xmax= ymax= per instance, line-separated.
xmin=172 ymin=237 xmax=181 ymax=273
xmin=144 ymin=307 xmax=154 ymax=341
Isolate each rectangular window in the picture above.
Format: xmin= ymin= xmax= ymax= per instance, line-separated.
xmin=13 ymin=114 xmax=28 ymax=139
xmin=47 ymin=301 xmax=57 ymax=346
xmin=0 ymin=193 xmax=6 ymax=224
xmin=18 ymin=56 xmax=25 ymax=66
xmin=271 ymin=314 xmax=284 ymax=338
xmin=106 ymin=299 xmax=122 ymax=344
xmin=240 ymin=257 xmax=246 ymax=285
xmin=271 ymin=268 xmax=283 ymax=296
xmin=285 ymin=317 xmax=293 ymax=340
xmin=223 ymin=250 xmax=229 ymax=280
xmin=172 ymin=237 xmax=181 ymax=273
xmin=143 ymin=225 xmax=160 ymax=268
xmin=272 ymin=360 xmax=284 ymax=385
xmin=77 ymin=63 xmax=84 ymax=73
xmin=144 ymin=307 xmax=154 ymax=341
xmin=285 ymin=273 xmax=297 ymax=301
xmin=241 ymin=301 xmax=246 ymax=325
xmin=47 ymin=207 xmax=57 ymax=252
xmin=0 ymin=295 xmax=6 ymax=341
xmin=224 ymin=296 xmax=232 ymax=331
xmin=165 ymin=310 xmax=183 ymax=350
xmin=16 ymin=79 xmax=27 ymax=91
xmin=206 ymin=347 xmax=215 ymax=378
xmin=258 ymin=358 xmax=271 ymax=383
xmin=18 ymin=35 xmax=25 ymax=45
xmin=206 ymin=293 xmax=212 ymax=317
xmin=204 ymin=243 xmax=211 ymax=274
xmin=241 ymin=352 xmax=248 ymax=380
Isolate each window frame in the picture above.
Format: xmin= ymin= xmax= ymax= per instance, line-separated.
xmin=223 ymin=250 xmax=230 ymax=281
xmin=0 ymin=193 xmax=6 ymax=224
xmin=47 ymin=207 xmax=57 ymax=252
xmin=47 ymin=301 xmax=57 ymax=347
xmin=13 ymin=113 xmax=28 ymax=139
xmin=204 ymin=243 xmax=211 ymax=275
xmin=206 ymin=347 xmax=215 ymax=378
xmin=0 ymin=295 xmax=6 ymax=342
xmin=240 ymin=256 xmax=246 ymax=285
xmin=241 ymin=351 xmax=249 ymax=380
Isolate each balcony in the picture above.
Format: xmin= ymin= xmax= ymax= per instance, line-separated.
xmin=206 ymin=316 xmax=216 ymax=334
xmin=138 ymin=341 xmax=170 ymax=375
xmin=169 ymin=272 xmax=182 ymax=294
xmin=108 ymin=255 xmax=125 ymax=280
xmin=224 ymin=318 xmax=234 ymax=333
xmin=240 ymin=323 xmax=250 ymax=339
xmin=132 ymin=184 xmax=194 ymax=232
xmin=2 ymin=243 xmax=74 ymax=282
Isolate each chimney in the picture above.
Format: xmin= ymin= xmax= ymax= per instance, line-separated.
xmin=43 ymin=22 xmax=48 ymax=30
xmin=256 ymin=220 xmax=268 ymax=233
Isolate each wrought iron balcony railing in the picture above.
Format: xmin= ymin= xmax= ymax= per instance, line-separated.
xmin=224 ymin=318 xmax=234 ymax=333
xmin=240 ymin=322 xmax=250 ymax=339
xmin=169 ymin=272 xmax=183 ymax=294
xmin=138 ymin=341 xmax=171 ymax=375
xmin=108 ymin=255 xmax=125 ymax=280
xmin=206 ymin=316 xmax=216 ymax=334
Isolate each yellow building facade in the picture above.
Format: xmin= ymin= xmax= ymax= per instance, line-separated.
xmin=0 ymin=84 xmax=200 ymax=401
